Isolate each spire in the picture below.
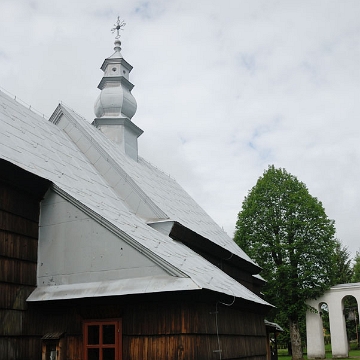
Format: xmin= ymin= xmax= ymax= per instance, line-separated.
xmin=93 ymin=17 xmax=142 ymax=161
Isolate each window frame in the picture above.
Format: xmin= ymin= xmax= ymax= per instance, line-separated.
xmin=83 ymin=319 xmax=122 ymax=360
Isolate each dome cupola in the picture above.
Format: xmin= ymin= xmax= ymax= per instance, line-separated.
xmin=92 ymin=17 xmax=143 ymax=161
xmin=94 ymin=37 xmax=137 ymax=119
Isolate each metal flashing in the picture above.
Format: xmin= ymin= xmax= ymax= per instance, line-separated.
xmin=97 ymin=76 xmax=134 ymax=91
xmin=28 ymin=276 xmax=200 ymax=302
xmin=148 ymin=220 xmax=175 ymax=236
xmin=92 ymin=117 xmax=143 ymax=137
xmin=100 ymin=57 xmax=133 ymax=72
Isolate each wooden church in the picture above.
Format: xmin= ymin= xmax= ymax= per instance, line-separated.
xmin=0 ymin=21 xmax=272 ymax=360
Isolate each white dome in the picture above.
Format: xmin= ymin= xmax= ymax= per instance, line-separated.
xmin=94 ymin=39 xmax=137 ymax=120
xmin=94 ymin=83 xmax=137 ymax=119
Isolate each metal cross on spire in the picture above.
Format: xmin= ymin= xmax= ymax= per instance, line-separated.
xmin=111 ymin=16 xmax=126 ymax=39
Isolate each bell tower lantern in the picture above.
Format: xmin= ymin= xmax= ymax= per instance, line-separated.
xmin=92 ymin=17 xmax=143 ymax=161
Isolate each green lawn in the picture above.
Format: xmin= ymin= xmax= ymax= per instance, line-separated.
xmin=278 ymin=343 xmax=360 ymax=360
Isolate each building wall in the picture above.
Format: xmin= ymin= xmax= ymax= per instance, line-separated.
xmin=0 ymin=178 xmax=44 ymax=359
xmin=0 ymin=162 xmax=269 ymax=360
xmin=38 ymin=190 xmax=168 ymax=287
xmin=122 ymin=300 xmax=267 ymax=360
xmin=29 ymin=295 xmax=268 ymax=360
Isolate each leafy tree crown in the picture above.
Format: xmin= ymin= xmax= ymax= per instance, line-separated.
xmin=234 ymin=165 xmax=337 ymax=319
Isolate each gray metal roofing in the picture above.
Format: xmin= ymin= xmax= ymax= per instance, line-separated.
xmin=60 ymin=105 xmax=256 ymax=265
xmin=0 ymin=90 xmax=268 ymax=306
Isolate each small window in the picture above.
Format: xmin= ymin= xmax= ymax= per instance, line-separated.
xmin=84 ymin=320 xmax=122 ymax=360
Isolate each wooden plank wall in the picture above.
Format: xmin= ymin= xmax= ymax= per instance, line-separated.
xmin=70 ymin=299 xmax=268 ymax=360
xmin=0 ymin=181 xmax=43 ymax=359
xmin=122 ymin=301 xmax=267 ymax=360
xmin=53 ymin=297 xmax=268 ymax=360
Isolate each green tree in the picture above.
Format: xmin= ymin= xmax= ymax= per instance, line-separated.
xmin=332 ymin=240 xmax=353 ymax=284
xmin=352 ymin=251 xmax=360 ymax=283
xmin=234 ymin=165 xmax=338 ymax=360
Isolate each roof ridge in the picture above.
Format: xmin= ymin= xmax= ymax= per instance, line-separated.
xmin=0 ymin=87 xmax=49 ymax=119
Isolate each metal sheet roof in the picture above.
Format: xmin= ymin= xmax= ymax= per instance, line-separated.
xmin=264 ymin=320 xmax=284 ymax=332
xmin=58 ymin=104 xmax=257 ymax=266
xmin=0 ymin=90 xmax=269 ymax=307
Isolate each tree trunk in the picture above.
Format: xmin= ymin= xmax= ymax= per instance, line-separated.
xmin=289 ymin=317 xmax=303 ymax=360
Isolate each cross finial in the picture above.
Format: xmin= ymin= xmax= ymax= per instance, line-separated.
xmin=111 ymin=16 xmax=126 ymax=39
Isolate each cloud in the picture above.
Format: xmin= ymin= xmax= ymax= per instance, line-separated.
xmin=0 ymin=0 xmax=359 ymax=256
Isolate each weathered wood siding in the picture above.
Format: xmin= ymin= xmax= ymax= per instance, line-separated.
xmin=0 ymin=183 xmax=41 ymax=358
xmin=0 ymin=163 xmax=50 ymax=360
xmin=122 ymin=301 xmax=267 ymax=360
xmin=18 ymin=295 xmax=268 ymax=360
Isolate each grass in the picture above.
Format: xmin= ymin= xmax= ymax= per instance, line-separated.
xmin=278 ymin=343 xmax=360 ymax=360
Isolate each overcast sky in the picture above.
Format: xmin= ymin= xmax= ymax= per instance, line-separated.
xmin=1 ymin=0 xmax=359 ymax=256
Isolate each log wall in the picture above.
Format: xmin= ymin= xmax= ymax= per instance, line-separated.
xmin=122 ymin=301 xmax=267 ymax=360
xmin=0 ymin=182 xmax=42 ymax=359
xmin=11 ymin=296 xmax=268 ymax=360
